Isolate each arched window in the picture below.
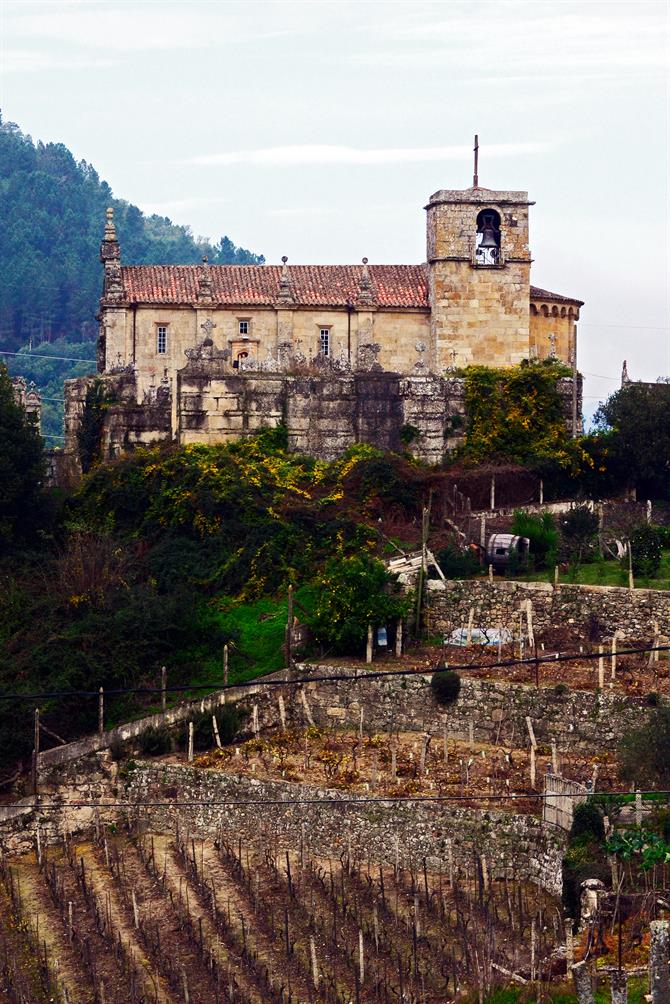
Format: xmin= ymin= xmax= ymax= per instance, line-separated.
xmin=475 ymin=209 xmax=501 ymax=265
xmin=233 ymin=350 xmax=249 ymax=370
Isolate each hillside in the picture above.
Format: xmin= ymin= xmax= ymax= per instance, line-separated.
xmin=0 ymin=115 xmax=264 ymax=437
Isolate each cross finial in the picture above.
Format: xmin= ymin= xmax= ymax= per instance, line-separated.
xmin=473 ymin=134 xmax=479 ymax=188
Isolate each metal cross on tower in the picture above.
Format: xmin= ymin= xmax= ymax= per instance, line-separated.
xmin=473 ymin=134 xmax=479 ymax=188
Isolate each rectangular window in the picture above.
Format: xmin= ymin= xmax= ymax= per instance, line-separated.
xmin=319 ymin=328 xmax=330 ymax=357
xmin=239 ymin=320 xmax=249 ymax=336
xmin=157 ymin=325 xmax=167 ymax=354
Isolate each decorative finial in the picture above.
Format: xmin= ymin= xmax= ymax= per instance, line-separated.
xmin=104 ymin=206 xmax=117 ymax=241
xmin=277 ymin=256 xmax=294 ymax=305
xmin=356 ymin=256 xmax=375 ymax=308
xmin=473 ymin=134 xmax=479 ymax=188
xmin=202 ymin=254 xmax=209 ymax=265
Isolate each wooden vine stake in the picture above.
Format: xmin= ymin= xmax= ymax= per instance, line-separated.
xmin=223 ymin=644 xmax=229 ymax=686
xmin=161 ymin=665 xmax=167 ymax=711
xmin=188 ymin=721 xmax=194 ymax=762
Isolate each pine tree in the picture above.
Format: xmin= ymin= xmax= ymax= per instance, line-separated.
xmin=0 ymin=364 xmax=45 ymax=549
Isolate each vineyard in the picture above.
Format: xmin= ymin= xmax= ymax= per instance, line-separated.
xmin=0 ymin=819 xmax=561 ymax=1004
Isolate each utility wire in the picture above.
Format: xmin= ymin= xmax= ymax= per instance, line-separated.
xmin=1 ymin=642 xmax=668 ymax=703
xmin=5 ymin=790 xmax=668 ymax=811
xmin=0 ymin=350 xmax=95 ymax=364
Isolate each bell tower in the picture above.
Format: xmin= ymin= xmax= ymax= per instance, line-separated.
xmin=426 ymin=140 xmax=534 ymax=370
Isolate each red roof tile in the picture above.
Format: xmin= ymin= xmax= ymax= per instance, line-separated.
xmin=119 ymin=265 xmax=582 ymax=310
xmin=530 ymin=285 xmax=583 ymax=306
xmin=121 ymin=264 xmax=430 ymax=309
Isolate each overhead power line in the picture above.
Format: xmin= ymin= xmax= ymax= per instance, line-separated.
xmin=0 ymin=350 xmax=96 ymax=364
xmin=1 ymin=642 xmax=668 ymax=703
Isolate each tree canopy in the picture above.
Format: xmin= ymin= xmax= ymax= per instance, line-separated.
xmin=594 ymin=382 xmax=670 ymax=500
xmin=0 ymin=363 xmax=45 ymax=549
xmin=0 ymin=115 xmax=264 ymax=352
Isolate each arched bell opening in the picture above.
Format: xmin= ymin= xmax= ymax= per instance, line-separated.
xmin=475 ymin=208 xmax=501 ymax=265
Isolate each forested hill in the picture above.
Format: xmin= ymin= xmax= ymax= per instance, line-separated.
xmin=0 ymin=115 xmax=264 ymax=351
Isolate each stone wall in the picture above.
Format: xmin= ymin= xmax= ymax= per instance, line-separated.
xmin=424 ymin=578 xmax=670 ymax=642
xmin=62 ymin=366 xmax=580 ymax=471
xmin=126 ymin=763 xmax=566 ymax=895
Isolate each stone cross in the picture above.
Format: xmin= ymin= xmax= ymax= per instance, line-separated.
xmin=548 ymin=332 xmax=557 ymax=358
xmin=200 ymin=318 xmax=217 ymax=339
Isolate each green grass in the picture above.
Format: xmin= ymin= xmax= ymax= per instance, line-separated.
xmin=106 ymin=586 xmax=318 ymax=729
xmin=485 ymin=978 xmax=647 ymax=1004
xmin=516 ymin=549 xmax=670 ymax=590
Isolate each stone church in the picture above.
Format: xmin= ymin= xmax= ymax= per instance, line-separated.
xmin=64 ymin=175 xmax=583 ymax=465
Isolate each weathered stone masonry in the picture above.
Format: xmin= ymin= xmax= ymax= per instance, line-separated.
xmin=424 ymin=578 xmax=670 ymax=642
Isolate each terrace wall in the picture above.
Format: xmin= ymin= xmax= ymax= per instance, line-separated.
xmin=424 ymin=579 xmax=670 ymax=642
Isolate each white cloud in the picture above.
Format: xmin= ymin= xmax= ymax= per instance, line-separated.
xmin=0 ymin=48 xmax=116 ymax=74
xmin=2 ymin=2 xmax=300 ymax=54
xmin=268 ymin=207 xmax=340 ymax=218
xmin=141 ymin=196 xmax=231 ymax=217
xmin=188 ymin=141 xmax=556 ymax=168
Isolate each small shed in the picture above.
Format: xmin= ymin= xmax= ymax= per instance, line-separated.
xmin=486 ymin=533 xmax=530 ymax=572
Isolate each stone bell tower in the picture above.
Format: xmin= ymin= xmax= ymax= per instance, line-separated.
xmin=426 ymin=142 xmax=533 ymax=370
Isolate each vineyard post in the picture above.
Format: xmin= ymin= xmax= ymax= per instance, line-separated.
xmin=611 ymin=634 xmax=618 ymax=681
xmin=554 ymin=564 xmax=559 ymax=586
xmin=628 ymin=541 xmax=634 ymax=591
xmin=649 ymin=921 xmax=669 ymax=1004
xmin=366 ymin=623 xmax=373 ymax=664
xmin=188 ymin=722 xmax=194 ymax=762
xmin=395 ymin=618 xmax=403 ymax=657
xmin=32 ymin=707 xmax=39 ymax=796
xmin=598 ymin=646 xmax=604 ymax=688
xmin=161 ymin=666 xmax=166 ymax=711
xmin=612 ymin=969 xmax=628 ymax=1004
xmin=278 ymin=694 xmax=287 ymax=729
xmin=98 ymin=687 xmax=104 ymax=736
xmin=212 ymin=715 xmax=222 ymax=748
xmin=359 ymin=928 xmax=365 ymax=983
xmin=285 ymin=585 xmax=294 ymax=668
xmin=551 ymin=740 xmax=558 ymax=775
xmin=223 ymin=644 xmax=229 ymax=686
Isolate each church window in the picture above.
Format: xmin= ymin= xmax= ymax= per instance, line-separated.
xmin=157 ymin=325 xmax=168 ymax=354
xmin=319 ymin=328 xmax=330 ymax=357
xmin=238 ymin=319 xmax=250 ymax=336
xmin=475 ymin=209 xmax=501 ymax=265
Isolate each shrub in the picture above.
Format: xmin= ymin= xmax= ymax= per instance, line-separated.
xmin=553 ymin=682 xmax=569 ymax=697
xmin=619 ymin=706 xmax=670 ymax=788
xmin=435 ymin=545 xmax=481 ymax=580
xmin=561 ymin=505 xmax=599 ymax=563
xmin=571 ymin=801 xmax=605 ymax=842
xmin=647 ymin=691 xmax=661 ymax=707
xmin=307 ymin=555 xmax=410 ymax=656
xmin=138 ymin=725 xmax=172 ymax=756
xmin=630 ymin=524 xmax=662 ymax=578
xmin=430 ymin=669 xmax=461 ymax=705
xmin=511 ymin=510 xmax=558 ymax=570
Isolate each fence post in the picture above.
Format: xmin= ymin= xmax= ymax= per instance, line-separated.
xmin=161 ymin=665 xmax=167 ymax=711
xmin=285 ymin=585 xmax=294 ymax=669
xmin=366 ymin=624 xmax=373 ymax=664
xmin=32 ymin=708 xmax=40 ymax=796
xmin=649 ymin=920 xmax=670 ymax=1004
xmin=223 ymin=645 xmax=229 ymax=686
xmin=98 ymin=687 xmax=104 ymax=737
xmin=188 ymin=722 xmax=194 ymax=763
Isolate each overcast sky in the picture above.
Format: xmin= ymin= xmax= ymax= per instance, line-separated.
xmin=1 ymin=0 xmax=669 ymax=416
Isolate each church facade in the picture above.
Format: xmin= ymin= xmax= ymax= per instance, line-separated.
xmin=64 ymin=178 xmax=583 ymax=465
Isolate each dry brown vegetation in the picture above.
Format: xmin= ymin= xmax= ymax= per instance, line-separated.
xmin=0 ymin=822 xmax=563 ymax=1004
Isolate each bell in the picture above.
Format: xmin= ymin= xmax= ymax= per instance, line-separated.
xmin=479 ymin=223 xmax=499 ymax=249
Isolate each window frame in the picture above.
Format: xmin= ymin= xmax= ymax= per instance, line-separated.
xmin=319 ymin=326 xmax=331 ymax=358
xmin=238 ymin=318 xmax=251 ymax=337
xmin=156 ymin=323 xmax=168 ymax=355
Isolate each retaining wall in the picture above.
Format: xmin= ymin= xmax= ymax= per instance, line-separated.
xmin=424 ymin=578 xmax=670 ymax=642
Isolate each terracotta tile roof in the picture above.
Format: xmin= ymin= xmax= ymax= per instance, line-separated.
xmin=530 ymin=285 xmax=583 ymax=306
xmin=119 ymin=265 xmax=582 ymax=310
xmin=121 ymin=264 xmax=430 ymax=309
